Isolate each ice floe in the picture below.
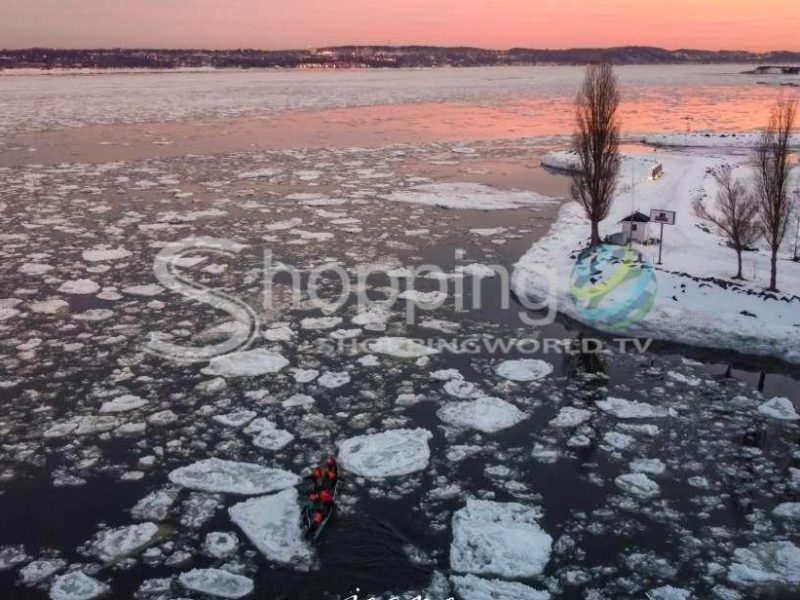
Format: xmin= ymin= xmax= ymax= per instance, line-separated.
xmin=728 ymin=541 xmax=800 ymax=587
xmin=596 ymin=397 xmax=669 ymax=419
xmin=229 ymin=488 xmax=313 ymax=566
xmin=338 ymin=428 xmax=432 ymax=478
xmin=450 ymin=574 xmax=550 ymax=600
xmin=450 ymin=499 xmax=552 ymax=578
xmin=178 ymin=568 xmax=254 ymax=599
xmin=757 ymin=397 xmax=800 ymax=421
xmin=495 ymin=359 xmax=553 ymax=382
xmin=168 ymin=458 xmax=299 ymax=495
xmin=87 ymin=522 xmax=160 ymax=563
xmin=437 ymin=397 xmax=526 ymax=433
xmin=201 ymin=349 xmax=289 ymax=378
xmin=50 ymin=572 xmax=110 ymax=600
xmin=383 ymin=182 xmax=558 ymax=210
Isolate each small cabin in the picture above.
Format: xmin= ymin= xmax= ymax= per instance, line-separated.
xmin=619 ymin=211 xmax=651 ymax=244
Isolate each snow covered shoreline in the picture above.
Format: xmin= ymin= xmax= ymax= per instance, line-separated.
xmin=513 ymin=146 xmax=800 ymax=364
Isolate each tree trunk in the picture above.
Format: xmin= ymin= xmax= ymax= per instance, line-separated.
xmin=590 ymin=220 xmax=600 ymax=246
xmin=735 ymin=249 xmax=743 ymax=280
xmin=769 ymin=250 xmax=778 ymax=291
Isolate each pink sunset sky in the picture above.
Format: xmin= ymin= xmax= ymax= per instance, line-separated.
xmin=3 ymin=0 xmax=799 ymax=51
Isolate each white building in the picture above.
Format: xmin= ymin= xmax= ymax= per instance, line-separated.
xmin=619 ymin=211 xmax=651 ymax=244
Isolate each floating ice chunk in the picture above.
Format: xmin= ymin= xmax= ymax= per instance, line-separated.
xmin=251 ymin=423 xmax=295 ymax=451
xmin=300 ymin=316 xmax=342 ymax=330
xmin=264 ymin=325 xmax=294 ymax=342
xmin=131 ymin=486 xmax=180 ymax=521
xmin=50 ymin=572 xmax=110 ymax=600
xmin=203 ymin=532 xmax=239 ymax=559
xmin=147 ymin=410 xmax=178 ymax=426
xmin=317 ymin=371 xmax=350 ymax=389
xmin=398 ymin=289 xmax=448 ymax=305
xmin=603 ymin=431 xmax=635 ymax=450
xmin=773 ymin=503 xmax=800 ymax=520
xmin=549 ymin=407 xmax=592 ymax=428
xmin=19 ymin=262 xmax=54 ymax=275
xmin=229 ymin=488 xmax=313 ymax=566
xmin=122 ymin=284 xmax=163 ymax=297
xmin=283 ymin=393 xmax=315 ymax=408
xmin=0 ymin=307 xmax=20 ymax=321
xmin=88 ymin=522 xmax=160 ymax=563
xmin=541 ymin=150 xmax=582 ymax=172
xmin=99 ymin=394 xmax=148 ymax=414
xmin=648 ymin=586 xmax=691 ymax=600
xmin=369 ymin=337 xmax=439 ymax=359
xmin=630 ymin=458 xmax=667 ymax=475
xmin=443 ymin=379 xmax=480 ymax=400
xmin=383 ymin=182 xmax=558 ymax=210
xmin=597 ymin=397 xmax=669 ymax=419
xmin=495 ymin=359 xmax=553 ymax=382
xmin=450 ymin=499 xmax=552 ymax=578
xmin=19 ymin=558 xmax=66 ymax=586
xmin=58 ymin=279 xmax=100 ymax=295
xmin=291 ymin=368 xmax=318 ymax=383
xmin=30 ymin=298 xmax=70 ymax=315
xmin=74 ymin=416 xmax=120 ymax=436
xmin=455 ymin=263 xmax=497 ymax=278
xmin=757 ymin=397 xmax=800 ymax=421
xmin=201 ymin=349 xmax=289 ymax=378
xmin=615 ymin=473 xmax=661 ymax=499
xmin=72 ymin=309 xmax=114 ymax=322
xmin=339 ymin=428 xmax=432 ymax=478
xmin=352 ymin=306 xmax=391 ymax=329
xmin=238 ymin=168 xmax=281 ymax=179
xmin=728 ymin=541 xmax=800 ymax=587
xmin=431 ymin=368 xmax=463 ymax=381
xmin=0 ymin=544 xmax=29 ymax=571
xmin=82 ymin=247 xmax=131 ymax=262
xmin=213 ymin=410 xmax=257 ymax=428
xmin=450 ymin=574 xmax=550 ymax=600
xmin=178 ymin=568 xmax=254 ymax=599
xmin=438 ymin=397 xmax=526 ymax=433
xmin=169 ymin=458 xmax=300 ymax=495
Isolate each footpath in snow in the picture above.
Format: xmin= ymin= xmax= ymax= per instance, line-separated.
xmin=516 ymin=142 xmax=800 ymax=364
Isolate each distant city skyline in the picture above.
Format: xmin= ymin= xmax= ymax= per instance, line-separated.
xmin=3 ymin=0 xmax=799 ymax=52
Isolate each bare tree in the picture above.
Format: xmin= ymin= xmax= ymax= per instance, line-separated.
xmin=693 ymin=165 xmax=760 ymax=279
xmin=572 ymin=62 xmax=621 ymax=246
xmin=754 ymin=97 xmax=797 ymax=291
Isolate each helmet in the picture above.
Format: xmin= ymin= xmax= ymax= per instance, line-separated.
xmin=327 ymin=469 xmax=336 ymax=479
xmin=327 ymin=456 xmax=336 ymax=466
xmin=311 ymin=467 xmax=321 ymax=477
xmin=320 ymin=490 xmax=332 ymax=503
xmin=313 ymin=512 xmax=323 ymax=524
xmin=308 ymin=492 xmax=318 ymax=501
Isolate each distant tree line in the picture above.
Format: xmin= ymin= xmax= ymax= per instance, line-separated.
xmin=2 ymin=46 xmax=800 ymax=70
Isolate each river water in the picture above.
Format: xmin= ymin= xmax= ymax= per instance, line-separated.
xmin=0 ymin=66 xmax=798 ymax=599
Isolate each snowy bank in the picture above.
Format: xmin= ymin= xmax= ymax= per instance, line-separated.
xmin=515 ymin=149 xmax=800 ymax=364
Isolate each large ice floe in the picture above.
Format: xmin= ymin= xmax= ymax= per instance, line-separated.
xmin=450 ymin=573 xmax=550 ymax=600
xmin=757 ymin=397 xmax=800 ymax=421
xmin=382 ymin=182 xmax=558 ymax=210
xmin=727 ymin=541 xmax=800 ymax=587
xmin=338 ymin=428 xmax=432 ymax=477
xmin=201 ymin=349 xmax=289 ymax=378
xmin=368 ymin=336 xmax=439 ymax=358
xmin=49 ymin=572 xmax=110 ymax=600
xmin=596 ymin=396 xmax=669 ymax=419
xmin=178 ymin=568 xmax=254 ymax=598
xmin=87 ymin=522 xmax=161 ymax=563
xmin=437 ymin=397 xmax=526 ymax=433
xmin=229 ymin=488 xmax=313 ymax=566
xmin=168 ymin=458 xmax=299 ymax=495
xmin=495 ymin=359 xmax=553 ymax=382
xmin=450 ymin=499 xmax=552 ymax=578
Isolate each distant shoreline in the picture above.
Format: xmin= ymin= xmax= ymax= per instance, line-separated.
xmin=2 ymin=46 xmax=800 ymax=71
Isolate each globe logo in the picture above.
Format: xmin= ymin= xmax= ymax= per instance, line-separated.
xmin=569 ymin=244 xmax=657 ymax=332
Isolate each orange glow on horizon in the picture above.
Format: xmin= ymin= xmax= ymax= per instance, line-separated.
xmin=3 ymin=0 xmax=799 ymax=51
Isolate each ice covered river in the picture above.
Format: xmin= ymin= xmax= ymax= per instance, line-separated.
xmin=0 ymin=66 xmax=799 ymax=599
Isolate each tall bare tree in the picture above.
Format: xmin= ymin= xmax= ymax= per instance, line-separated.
xmin=572 ymin=62 xmax=621 ymax=246
xmin=693 ymin=164 xmax=760 ymax=279
xmin=754 ymin=97 xmax=797 ymax=291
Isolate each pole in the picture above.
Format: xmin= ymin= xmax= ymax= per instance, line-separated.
xmin=657 ymin=223 xmax=664 ymax=265
xmin=794 ymin=215 xmax=799 ymax=261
